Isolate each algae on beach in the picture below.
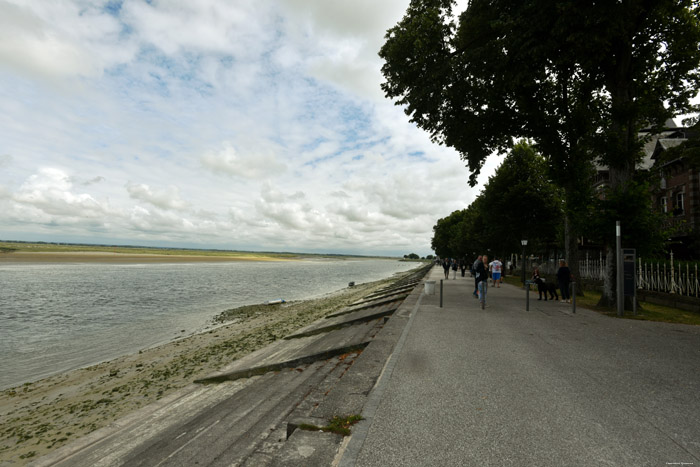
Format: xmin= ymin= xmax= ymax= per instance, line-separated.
xmin=0 ymin=276 xmax=402 ymax=464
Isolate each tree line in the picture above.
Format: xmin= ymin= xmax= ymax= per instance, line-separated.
xmin=380 ymin=0 xmax=700 ymax=305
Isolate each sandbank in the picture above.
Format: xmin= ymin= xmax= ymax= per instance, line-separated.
xmin=0 ymin=251 xmax=291 ymax=264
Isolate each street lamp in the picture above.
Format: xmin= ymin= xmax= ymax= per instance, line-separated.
xmin=521 ymin=239 xmax=528 ymax=284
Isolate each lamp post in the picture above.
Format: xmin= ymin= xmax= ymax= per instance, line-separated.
xmin=521 ymin=239 xmax=528 ymax=284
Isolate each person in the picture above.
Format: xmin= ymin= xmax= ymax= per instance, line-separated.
xmin=442 ymin=258 xmax=450 ymax=279
xmin=451 ymin=259 xmax=458 ymax=279
xmin=476 ymin=255 xmax=489 ymax=309
xmin=472 ymin=255 xmax=482 ymax=297
xmin=556 ymin=260 xmax=572 ymax=303
xmin=460 ymin=260 xmax=467 ymax=277
xmin=531 ymin=267 xmax=543 ymax=300
xmin=491 ymin=257 xmax=503 ymax=288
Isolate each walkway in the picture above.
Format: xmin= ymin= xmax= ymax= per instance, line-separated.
xmin=341 ymin=266 xmax=700 ymax=466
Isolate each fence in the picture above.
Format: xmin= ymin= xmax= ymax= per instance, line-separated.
xmin=530 ymin=253 xmax=700 ymax=298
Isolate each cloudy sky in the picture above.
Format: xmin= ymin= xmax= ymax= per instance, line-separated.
xmin=0 ymin=0 xmax=497 ymax=257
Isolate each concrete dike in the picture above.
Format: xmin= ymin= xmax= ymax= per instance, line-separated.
xmin=31 ymin=265 xmax=432 ymax=466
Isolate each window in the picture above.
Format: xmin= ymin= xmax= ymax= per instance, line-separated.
xmin=675 ymin=192 xmax=685 ymax=215
xmin=660 ymin=197 xmax=667 ymax=213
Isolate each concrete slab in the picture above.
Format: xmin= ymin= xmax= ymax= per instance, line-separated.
xmin=287 ymin=302 xmax=399 ymax=339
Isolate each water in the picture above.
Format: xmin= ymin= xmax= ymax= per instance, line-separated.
xmin=0 ymin=258 xmax=418 ymax=390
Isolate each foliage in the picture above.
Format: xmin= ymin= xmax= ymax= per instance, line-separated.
xmin=478 ymin=142 xmax=562 ymax=255
xmin=586 ymin=179 xmax=668 ymax=257
xmin=431 ymin=143 xmax=561 ymax=259
xmin=382 ymin=0 xmax=700 ymax=300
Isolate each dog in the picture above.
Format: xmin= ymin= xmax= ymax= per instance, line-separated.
xmin=534 ymin=277 xmax=559 ymax=301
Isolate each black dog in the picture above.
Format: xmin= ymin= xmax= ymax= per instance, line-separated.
xmin=534 ymin=277 xmax=559 ymax=301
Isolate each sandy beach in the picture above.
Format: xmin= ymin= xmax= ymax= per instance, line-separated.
xmin=0 ymin=251 xmax=291 ymax=264
xmin=0 ymin=276 xmax=396 ymax=464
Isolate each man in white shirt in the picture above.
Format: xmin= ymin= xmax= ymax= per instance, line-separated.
xmin=490 ymin=258 xmax=503 ymax=288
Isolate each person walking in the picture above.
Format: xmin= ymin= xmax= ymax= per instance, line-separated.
xmin=476 ymin=255 xmax=489 ymax=309
xmin=472 ymin=255 xmax=482 ymax=298
xmin=451 ymin=259 xmax=458 ymax=279
xmin=556 ymin=260 xmax=572 ymax=303
xmin=491 ymin=257 xmax=503 ymax=288
xmin=460 ymin=260 xmax=467 ymax=277
xmin=442 ymin=258 xmax=450 ymax=279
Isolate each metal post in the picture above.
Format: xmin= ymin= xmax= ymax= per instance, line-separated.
xmin=526 ymin=282 xmax=530 ymax=311
xmin=616 ymin=221 xmax=624 ymax=316
xmin=440 ymin=279 xmax=443 ymax=308
xmin=670 ymin=251 xmax=676 ymax=294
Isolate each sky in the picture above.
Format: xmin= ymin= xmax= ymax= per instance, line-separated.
xmin=0 ymin=0 xmax=498 ymax=257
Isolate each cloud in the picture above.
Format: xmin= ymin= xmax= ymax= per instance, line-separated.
xmin=0 ymin=0 xmax=491 ymax=256
xmin=201 ymin=142 xmax=287 ymax=179
xmin=126 ymin=182 xmax=189 ymax=211
xmin=12 ymin=168 xmax=106 ymax=218
xmin=0 ymin=1 xmax=132 ymax=81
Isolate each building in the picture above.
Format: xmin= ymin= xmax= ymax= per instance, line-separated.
xmin=648 ymin=125 xmax=700 ymax=258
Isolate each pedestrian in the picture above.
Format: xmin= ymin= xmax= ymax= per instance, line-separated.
xmin=442 ymin=258 xmax=450 ymax=279
xmin=556 ymin=260 xmax=572 ymax=303
xmin=451 ymin=259 xmax=458 ymax=279
xmin=476 ymin=255 xmax=489 ymax=309
xmin=491 ymin=257 xmax=503 ymax=288
xmin=460 ymin=260 xmax=467 ymax=277
xmin=472 ymin=255 xmax=482 ymax=298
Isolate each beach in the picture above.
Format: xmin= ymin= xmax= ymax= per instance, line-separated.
xmin=0 ymin=251 xmax=291 ymax=264
xmin=0 ymin=275 xmax=397 ymax=464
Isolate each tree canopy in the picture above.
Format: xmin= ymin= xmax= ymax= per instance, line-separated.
xmin=382 ymin=0 xmax=700 ymax=301
xmin=431 ymin=142 xmax=560 ymax=259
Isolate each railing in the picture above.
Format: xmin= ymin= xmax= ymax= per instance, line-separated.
xmin=529 ymin=253 xmax=699 ymax=298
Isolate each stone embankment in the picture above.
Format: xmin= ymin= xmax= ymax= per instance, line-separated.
xmin=29 ymin=264 xmax=432 ymax=466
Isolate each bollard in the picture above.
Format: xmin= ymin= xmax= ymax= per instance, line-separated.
xmin=571 ymin=281 xmax=576 ymax=314
xmin=440 ymin=279 xmax=443 ymax=308
xmin=525 ymin=280 xmax=530 ymax=311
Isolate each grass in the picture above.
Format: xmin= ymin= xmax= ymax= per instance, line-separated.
xmin=501 ymin=274 xmax=700 ymax=326
xmin=298 ymin=415 xmax=364 ymax=436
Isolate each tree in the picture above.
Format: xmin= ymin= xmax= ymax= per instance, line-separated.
xmin=479 ymin=142 xmax=562 ymax=257
xmin=431 ymin=142 xmax=561 ymax=262
xmin=431 ymin=209 xmax=469 ymax=258
xmin=381 ymin=0 xmax=700 ymax=305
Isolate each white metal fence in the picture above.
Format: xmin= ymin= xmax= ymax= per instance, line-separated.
xmin=531 ymin=253 xmax=700 ymax=298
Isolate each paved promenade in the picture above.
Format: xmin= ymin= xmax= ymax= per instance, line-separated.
xmin=340 ymin=266 xmax=700 ymax=466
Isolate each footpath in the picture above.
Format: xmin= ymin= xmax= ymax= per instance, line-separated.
xmin=341 ymin=266 xmax=700 ymax=466
xmin=31 ymin=265 xmax=699 ymax=466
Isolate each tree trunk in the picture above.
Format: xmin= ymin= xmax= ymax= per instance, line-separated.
xmin=564 ymin=213 xmax=584 ymax=296
xmin=598 ymin=244 xmax=616 ymax=306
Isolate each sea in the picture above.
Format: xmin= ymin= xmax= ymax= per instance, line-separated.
xmin=0 ymin=258 xmax=419 ymax=390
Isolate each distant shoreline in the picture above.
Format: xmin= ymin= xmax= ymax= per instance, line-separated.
xmin=0 ymin=251 xmax=292 ymax=263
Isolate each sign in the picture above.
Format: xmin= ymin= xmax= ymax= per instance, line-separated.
xmin=623 ymin=248 xmax=636 ymax=297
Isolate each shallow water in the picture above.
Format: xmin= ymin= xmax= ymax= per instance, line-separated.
xmin=0 ymin=258 xmax=417 ymax=389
